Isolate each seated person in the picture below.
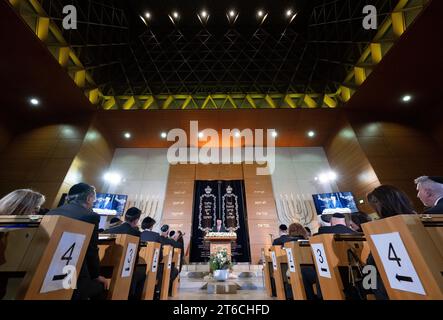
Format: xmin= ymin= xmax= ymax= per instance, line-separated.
xmin=349 ymin=212 xmax=372 ymax=232
xmin=47 ymin=183 xmax=107 ymax=300
xmin=317 ymin=213 xmax=357 ymax=235
xmin=105 ymin=207 xmax=141 ymax=237
xmin=211 ymin=219 xmax=227 ymax=232
xmin=108 ymin=217 xmax=122 ymax=229
xmin=140 ymin=216 xmax=161 ymax=243
xmin=414 ymin=176 xmax=443 ymax=214
xmin=0 ymin=189 xmax=45 ymax=215
xmin=272 ymin=224 xmax=290 ymax=246
xmin=367 ymin=185 xmax=417 ymax=300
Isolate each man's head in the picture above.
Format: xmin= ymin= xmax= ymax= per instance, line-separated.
xmin=141 ymin=216 xmax=156 ymax=231
xmin=109 ymin=217 xmax=122 ymax=228
xmin=278 ymin=224 xmax=288 ymax=235
xmin=169 ymin=230 xmax=176 ymax=238
xmin=124 ymin=207 xmax=142 ymax=227
xmin=330 ymin=213 xmax=346 ymax=226
xmin=66 ymin=183 xmax=96 ymax=209
xmin=415 ymin=176 xmax=443 ymax=207
xmin=160 ymin=224 xmax=169 ymax=237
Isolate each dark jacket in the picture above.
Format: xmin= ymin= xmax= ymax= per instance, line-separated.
xmin=272 ymin=234 xmax=300 ymax=246
xmin=423 ymin=198 xmax=443 ymax=214
xmin=159 ymin=235 xmax=180 ymax=249
xmin=105 ymin=222 xmax=141 ymax=237
xmin=317 ymin=225 xmax=357 ymax=235
xmin=211 ymin=225 xmax=227 ymax=232
xmin=47 ymin=203 xmax=101 ymax=280
xmin=140 ymin=230 xmax=161 ymax=243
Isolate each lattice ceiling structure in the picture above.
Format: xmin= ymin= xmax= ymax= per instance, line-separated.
xmin=9 ymin=0 xmax=428 ymax=109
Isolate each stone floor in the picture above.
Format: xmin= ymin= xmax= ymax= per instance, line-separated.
xmin=170 ymin=288 xmax=274 ymax=300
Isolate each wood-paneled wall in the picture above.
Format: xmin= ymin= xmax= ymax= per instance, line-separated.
xmin=0 ymin=119 xmax=115 ymax=209
xmin=0 ymin=124 xmax=11 ymax=153
xmin=324 ymin=118 xmax=381 ymax=213
xmin=55 ymin=122 xmax=115 ymax=208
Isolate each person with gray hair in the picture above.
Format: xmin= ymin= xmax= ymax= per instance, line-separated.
xmin=0 ymin=189 xmax=45 ymax=215
xmin=47 ymin=183 xmax=107 ymax=300
xmin=415 ymin=176 xmax=443 ymax=214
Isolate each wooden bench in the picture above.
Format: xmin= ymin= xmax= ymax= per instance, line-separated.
xmin=137 ymin=241 xmax=161 ymax=300
xmin=98 ymin=234 xmax=139 ymax=300
xmin=310 ymin=233 xmax=370 ymax=300
xmin=284 ymin=240 xmax=314 ymax=300
xmin=170 ymin=247 xmax=182 ymax=297
xmin=362 ymin=214 xmax=443 ymax=300
xmin=159 ymin=245 xmax=173 ymax=300
xmin=1 ymin=215 xmax=93 ymax=300
xmin=262 ymin=248 xmax=274 ymax=297
xmin=269 ymin=245 xmax=288 ymax=300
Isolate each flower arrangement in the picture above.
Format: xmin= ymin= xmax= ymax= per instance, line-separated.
xmin=209 ymin=248 xmax=232 ymax=272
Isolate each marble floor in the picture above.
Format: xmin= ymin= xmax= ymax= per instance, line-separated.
xmin=170 ymin=288 xmax=275 ymax=300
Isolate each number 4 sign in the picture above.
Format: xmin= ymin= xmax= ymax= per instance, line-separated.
xmin=371 ymin=232 xmax=425 ymax=295
xmin=40 ymin=232 xmax=86 ymax=293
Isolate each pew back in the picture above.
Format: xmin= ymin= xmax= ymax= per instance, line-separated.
xmin=284 ymin=240 xmax=313 ymax=300
xmin=98 ymin=234 xmax=139 ymax=300
xmin=159 ymin=245 xmax=173 ymax=300
xmin=263 ymin=249 xmax=273 ymax=297
xmin=362 ymin=214 xmax=443 ymax=300
xmin=269 ymin=245 xmax=288 ymax=300
xmin=310 ymin=234 xmax=368 ymax=300
xmin=138 ymin=241 xmax=161 ymax=300
xmin=1 ymin=215 xmax=93 ymax=300
xmin=171 ymin=248 xmax=181 ymax=297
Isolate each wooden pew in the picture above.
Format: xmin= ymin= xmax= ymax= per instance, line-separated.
xmin=269 ymin=245 xmax=288 ymax=300
xmin=284 ymin=240 xmax=314 ymax=300
xmin=262 ymin=248 xmax=274 ymax=297
xmin=362 ymin=214 xmax=443 ymax=300
xmin=137 ymin=241 xmax=161 ymax=300
xmin=159 ymin=245 xmax=173 ymax=300
xmin=310 ymin=234 xmax=369 ymax=300
xmin=98 ymin=234 xmax=139 ymax=300
xmin=0 ymin=215 xmax=93 ymax=300
xmin=170 ymin=248 xmax=182 ymax=297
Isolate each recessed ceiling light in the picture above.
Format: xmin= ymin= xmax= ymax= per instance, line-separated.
xmin=145 ymin=12 xmax=151 ymax=19
xmin=29 ymin=97 xmax=40 ymax=106
xmin=307 ymin=130 xmax=316 ymax=138
xmin=402 ymin=95 xmax=412 ymax=102
xmin=198 ymin=132 xmax=204 ymax=138
xmin=161 ymin=132 xmax=167 ymax=139
xmin=257 ymin=10 xmax=264 ymax=17
xmin=124 ymin=132 xmax=131 ymax=139
xmin=201 ymin=10 xmax=208 ymax=18
xmin=172 ymin=11 xmax=179 ymax=19
xmin=229 ymin=10 xmax=236 ymax=17
xmin=286 ymin=9 xmax=293 ymax=17
xmin=271 ymin=131 xmax=278 ymax=138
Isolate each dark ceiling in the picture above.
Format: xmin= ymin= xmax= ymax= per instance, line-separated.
xmin=39 ymin=0 xmax=398 ymax=95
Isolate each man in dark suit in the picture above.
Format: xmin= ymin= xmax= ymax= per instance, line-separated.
xmin=140 ymin=216 xmax=161 ymax=243
xmin=211 ymin=219 xmax=227 ymax=232
xmin=155 ymin=224 xmax=179 ymax=298
xmin=105 ymin=207 xmax=141 ymax=236
xmin=317 ymin=213 xmax=356 ymax=235
xmin=415 ymin=176 xmax=443 ymax=214
xmin=272 ymin=224 xmax=290 ymax=245
xmin=47 ymin=183 xmax=107 ymax=300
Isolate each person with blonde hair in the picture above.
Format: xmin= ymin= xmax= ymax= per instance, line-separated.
xmin=0 ymin=189 xmax=45 ymax=215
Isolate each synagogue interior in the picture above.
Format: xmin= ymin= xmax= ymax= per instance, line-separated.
xmin=0 ymin=0 xmax=442 ymax=302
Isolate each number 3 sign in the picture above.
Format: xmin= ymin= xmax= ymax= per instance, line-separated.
xmin=371 ymin=232 xmax=425 ymax=295
xmin=40 ymin=232 xmax=86 ymax=293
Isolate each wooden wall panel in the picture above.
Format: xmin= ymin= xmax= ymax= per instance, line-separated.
xmin=324 ymin=118 xmax=381 ymax=213
xmin=195 ymin=164 xmax=219 ymax=180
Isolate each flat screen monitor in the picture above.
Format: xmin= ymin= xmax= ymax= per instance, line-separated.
xmin=312 ymin=192 xmax=358 ymax=215
xmin=93 ymin=193 xmax=128 ymax=216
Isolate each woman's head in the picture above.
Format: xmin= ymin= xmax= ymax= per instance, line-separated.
xmin=0 ymin=189 xmax=45 ymax=216
xmin=288 ymin=222 xmax=309 ymax=239
xmin=367 ymin=185 xmax=416 ymax=218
